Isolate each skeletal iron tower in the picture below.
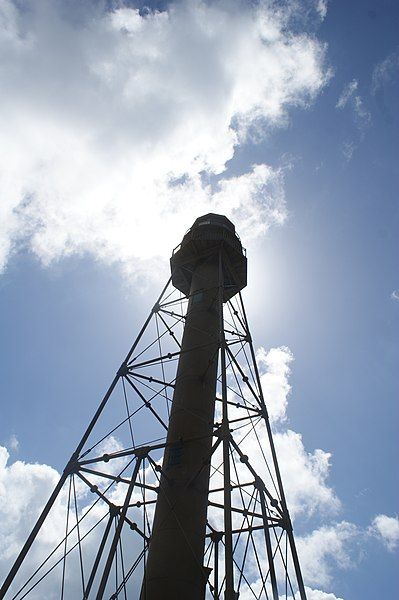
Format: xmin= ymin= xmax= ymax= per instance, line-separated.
xmin=1 ymin=214 xmax=307 ymax=600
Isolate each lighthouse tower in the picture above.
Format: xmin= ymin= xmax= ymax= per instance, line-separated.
xmin=1 ymin=215 xmax=307 ymax=600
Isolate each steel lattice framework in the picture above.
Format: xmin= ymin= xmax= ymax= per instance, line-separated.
xmin=1 ymin=225 xmax=307 ymax=600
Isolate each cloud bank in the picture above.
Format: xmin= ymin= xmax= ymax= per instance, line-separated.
xmin=0 ymin=0 xmax=328 ymax=276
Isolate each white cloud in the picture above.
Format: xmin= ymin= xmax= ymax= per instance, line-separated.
xmin=336 ymin=79 xmax=370 ymax=127
xmin=8 ymin=434 xmax=19 ymax=452
xmin=0 ymin=446 xmax=60 ymax=563
xmin=0 ymin=0 xmax=328 ymax=276
xmin=255 ymin=347 xmax=340 ymax=520
xmin=390 ymin=290 xmax=399 ymax=301
xmin=281 ymin=587 xmax=344 ymax=600
xmin=315 ymin=1 xmax=328 ymax=20
xmin=336 ymin=79 xmax=358 ymax=109
xmin=304 ymin=587 xmax=344 ymax=600
xmin=257 ymin=345 xmax=293 ymax=424
xmin=296 ymin=522 xmax=359 ymax=587
xmin=275 ymin=429 xmax=340 ymax=519
xmin=352 ymin=95 xmax=371 ymax=126
xmin=228 ymin=346 xmax=340 ymax=521
xmin=336 ymin=79 xmax=371 ymax=161
xmin=0 ymin=441 xmax=144 ymax=598
xmin=370 ymin=514 xmax=399 ymax=551
xmin=342 ymin=140 xmax=356 ymax=162
xmin=371 ymin=48 xmax=399 ymax=94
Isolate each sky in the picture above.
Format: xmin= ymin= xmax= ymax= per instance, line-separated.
xmin=0 ymin=0 xmax=398 ymax=598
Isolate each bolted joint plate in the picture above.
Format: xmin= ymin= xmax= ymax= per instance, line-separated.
xmin=170 ymin=213 xmax=247 ymax=302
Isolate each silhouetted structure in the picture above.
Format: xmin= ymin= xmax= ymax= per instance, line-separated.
xmin=1 ymin=214 xmax=307 ymax=600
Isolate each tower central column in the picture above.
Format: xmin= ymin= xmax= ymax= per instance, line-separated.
xmin=142 ymin=257 xmax=220 ymax=599
xmin=141 ymin=214 xmax=247 ymax=600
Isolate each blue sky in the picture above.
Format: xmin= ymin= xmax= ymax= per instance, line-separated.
xmin=0 ymin=1 xmax=398 ymax=599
